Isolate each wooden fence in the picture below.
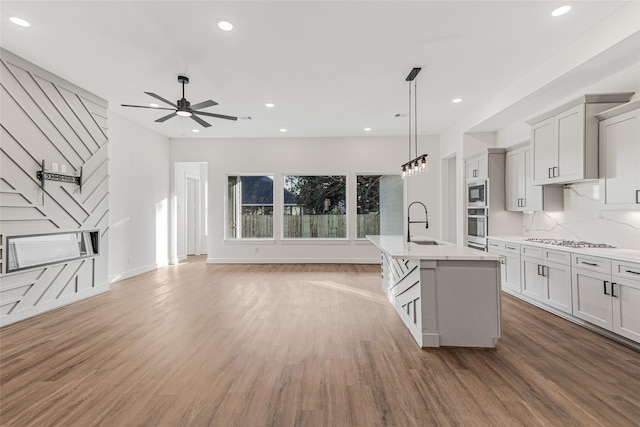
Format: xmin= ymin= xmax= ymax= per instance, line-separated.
xmin=240 ymin=214 xmax=379 ymax=238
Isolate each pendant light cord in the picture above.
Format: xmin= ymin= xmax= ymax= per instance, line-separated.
xmin=414 ymin=78 xmax=418 ymax=159
xmin=408 ymin=80 xmax=412 ymax=161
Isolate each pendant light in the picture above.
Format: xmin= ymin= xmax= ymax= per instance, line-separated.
xmin=401 ymin=67 xmax=428 ymax=178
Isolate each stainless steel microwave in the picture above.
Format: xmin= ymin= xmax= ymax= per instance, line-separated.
xmin=467 ymin=180 xmax=487 ymax=207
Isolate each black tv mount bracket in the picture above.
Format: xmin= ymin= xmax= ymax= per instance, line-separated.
xmin=36 ymin=159 xmax=82 ymax=205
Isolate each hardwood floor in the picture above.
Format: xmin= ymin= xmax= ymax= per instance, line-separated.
xmin=1 ymin=257 xmax=639 ymax=426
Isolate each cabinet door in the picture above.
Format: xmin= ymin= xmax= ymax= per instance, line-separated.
xmin=543 ymin=261 xmax=572 ymax=314
xmin=521 ymin=257 xmax=545 ymax=301
xmin=556 ymin=104 xmax=585 ymax=181
xmin=503 ymin=252 xmax=521 ymax=293
xmin=532 ymin=118 xmax=556 ymax=184
xmin=523 ymin=148 xmax=543 ymax=211
xmin=611 ymin=278 xmax=640 ymax=343
xmin=506 ymin=150 xmax=525 ymax=211
xmin=571 ymin=267 xmax=612 ymax=330
xmin=466 ymin=159 xmax=477 ymax=181
xmin=476 ymin=156 xmax=488 ymax=180
xmin=601 ymin=109 xmax=640 ymax=206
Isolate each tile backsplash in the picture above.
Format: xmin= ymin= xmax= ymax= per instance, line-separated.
xmin=524 ymin=182 xmax=640 ymax=250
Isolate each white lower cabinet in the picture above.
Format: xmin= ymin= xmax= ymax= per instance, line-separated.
xmin=521 ymin=245 xmax=572 ymax=314
xmin=490 ymin=238 xmax=640 ymax=345
xmin=572 ymin=257 xmax=640 ymax=342
xmin=488 ymin=240 xmax=521 ymax=294
xmin=572 ymin=267 xmax=613 ymax=330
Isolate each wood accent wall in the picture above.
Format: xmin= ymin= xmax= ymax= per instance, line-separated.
xmin=0 ymin=48 xmax=109 ymax=326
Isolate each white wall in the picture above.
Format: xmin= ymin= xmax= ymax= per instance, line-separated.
xmin=170 ymin=135 xmax=440 ymax=263
xmin=108 ymin=111 xmax=171 ymax=282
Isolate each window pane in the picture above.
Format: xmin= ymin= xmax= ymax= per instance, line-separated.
xmin=283 ymin=175 xmax=346 ymax=238
xmin=357 ymin=175 xmax=402 ymax=238
xmin=227 ymin=176 xmax=274 ymax=238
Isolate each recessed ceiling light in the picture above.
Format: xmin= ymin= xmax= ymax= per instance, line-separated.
xmin=280 ymin=128 xmax=287 ymax=133
xmin=218 ymin=21 xmax=233 ymax=31
xmin=452 ymin=98 xmax=463 ymax=103
xmin=364 ymin=127 xmax=372 ymax=131
xmin=192 ymin=129 xmax=200 ymax=133
xmin=149 ymin=103 xmax=159 ymax=108
xmin=9 ymin=17 xmax=30 ymax=27
xmin=265 ymin=103 xmax=275 ymax=108
xmin=551 ymin=5 xmax=572 ymax=16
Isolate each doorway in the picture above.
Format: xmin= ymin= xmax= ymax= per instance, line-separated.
xmin=186 ymin=176 xmax=200 ymax=255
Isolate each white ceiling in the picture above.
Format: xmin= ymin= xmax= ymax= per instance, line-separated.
xmin=0 ymin=1 xmax=636 ymax=139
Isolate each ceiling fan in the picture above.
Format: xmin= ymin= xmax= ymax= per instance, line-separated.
xmin=121 ymin=75 xmax=237 ymax=128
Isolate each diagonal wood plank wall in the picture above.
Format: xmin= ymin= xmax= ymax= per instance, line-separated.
xmin=0 ymin=48 xmax=109 ymax=326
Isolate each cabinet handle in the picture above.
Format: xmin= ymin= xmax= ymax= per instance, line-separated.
xmin=506 ymin=246 xmax=516 ymax=250
xmin=521 ymin=198 xmax=526 ymax=207
xmin=625 ymin=269 xmax=640 ymax=275
xmin=537 ymin=264 xmax=542 ymax=276
xmin=604 ymin=281 xmax=610 ymax=295
xmin=611 ymin=282 xmax=617 ymax=298
xmin=581 ymin=261 xmax=598 ymax=266
xmin=548 ymin=167 xmax=553 ymax=178
xmin=636 ymin=190 xmax=639 ymax=204
xmin=500 ymin=257 xmax=506 ymax=265
xmin=542 ymin=266 xmax=547 ymax=277
xmin=553 ymin=166 xmax=559 ymax=177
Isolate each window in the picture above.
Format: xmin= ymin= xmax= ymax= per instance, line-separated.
xmin=283 ymin=175 xmax=346 ymax=238
xmin=227 ymin=176 xmax=274 ymax=238
xmin=357 ymin=174 xmax=402 ymax=238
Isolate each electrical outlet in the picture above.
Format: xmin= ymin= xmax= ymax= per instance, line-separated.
xmin=60 ymin=164 xmax=67 ymax=173
xmin=52 ymin=162 xmax=59 ymax=172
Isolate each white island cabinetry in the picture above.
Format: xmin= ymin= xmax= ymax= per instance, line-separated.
xmin=369 ymin=235 xmax=501 ymax=348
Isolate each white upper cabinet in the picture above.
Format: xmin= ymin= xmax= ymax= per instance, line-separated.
xmin=528 ymin=93 xmax=633 ymax=185
xmin=506 ymin=144 xmax=563 ymax=212
xmin=466 ymin=155 xmax=488 ymax=182
xmin=597 ymin=100 xmax=640 ymax=208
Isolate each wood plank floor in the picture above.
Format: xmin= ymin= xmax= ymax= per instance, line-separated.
xmin=1 ymin=257 xmax=639 ymax=426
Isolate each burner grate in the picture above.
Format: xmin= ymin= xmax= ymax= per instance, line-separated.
xmin=524 ymin=238 xmax=615 ymax=248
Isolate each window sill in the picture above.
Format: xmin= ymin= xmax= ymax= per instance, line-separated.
xmin=224 ymin=239 xmax=276 ymax=245
xmin=280 ymin=238 xmax=350 ymax=245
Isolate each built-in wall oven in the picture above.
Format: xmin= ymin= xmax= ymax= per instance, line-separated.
xmin=467 ymin=207 xmax=487 ymax=251
xmin=467 ymin=180 xmax=487 ymax=207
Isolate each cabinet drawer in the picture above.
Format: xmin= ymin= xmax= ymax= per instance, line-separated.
xmin=488 ymin=240 xmax=504 ymax=252
xmin=613 ymin=260 xmax=640 ymax=281
xmin=521 ymin=245 xmax=543 ymax=259
xmin=504 ymin=243 xmax=520 ymax=254
xmin=572 ymin=254 xmax=611 ymax=274
xmin=543 ymin=249 xmax=571 ymax=265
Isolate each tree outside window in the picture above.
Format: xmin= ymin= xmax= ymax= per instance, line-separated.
xmin=283 ymin=175 xmax=346 ymax=238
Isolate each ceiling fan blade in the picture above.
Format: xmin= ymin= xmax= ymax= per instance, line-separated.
xmin=191 ymin=114 xmax=212 ymax=128
xmin=121 ymin=104 xmax=175 ymax=111
xmin=144 ymin=92 xmax=177 ymax=108
xmin=190 ymin=100 xmax=218 ymax=110
xmin=155 ymin=112 xmax=177 ymax=123
xmin=193 ymin=111 xmax=238 ymax=121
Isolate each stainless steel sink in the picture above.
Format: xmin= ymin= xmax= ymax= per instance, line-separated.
xmin=411 ymin=240 xmax=440 ymax=245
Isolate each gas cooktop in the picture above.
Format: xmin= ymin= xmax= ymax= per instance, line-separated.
xmin=524 ymin=238 xmax=616 ymax=248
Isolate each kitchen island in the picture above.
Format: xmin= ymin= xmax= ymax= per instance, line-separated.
xmin=368 ymin=235 xmax=502 ymax=348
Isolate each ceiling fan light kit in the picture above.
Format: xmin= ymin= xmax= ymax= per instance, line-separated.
xmin=121 ymin=75 xmax=237 ymax=128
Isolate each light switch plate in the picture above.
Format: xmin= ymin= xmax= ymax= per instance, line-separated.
xmin=61 ymin=164 xmax=67 ymax=173
xmin=51 ymin=162 xmax=59 ymax=172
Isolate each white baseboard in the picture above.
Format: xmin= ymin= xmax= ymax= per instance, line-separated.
xmin=206 ymin=257 xmax=380 ymax=264
xmin=109 ymin=262 xmax=158 ymax=284
xmin=1 ymin=283 xmax=110 ymax=327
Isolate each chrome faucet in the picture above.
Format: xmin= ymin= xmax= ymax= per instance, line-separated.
xmin=407 ymin=201 xmax=429 ymax=242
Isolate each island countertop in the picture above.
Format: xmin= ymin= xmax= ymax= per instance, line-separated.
xmin=367 ymin=235 xmax=501 ymax=261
